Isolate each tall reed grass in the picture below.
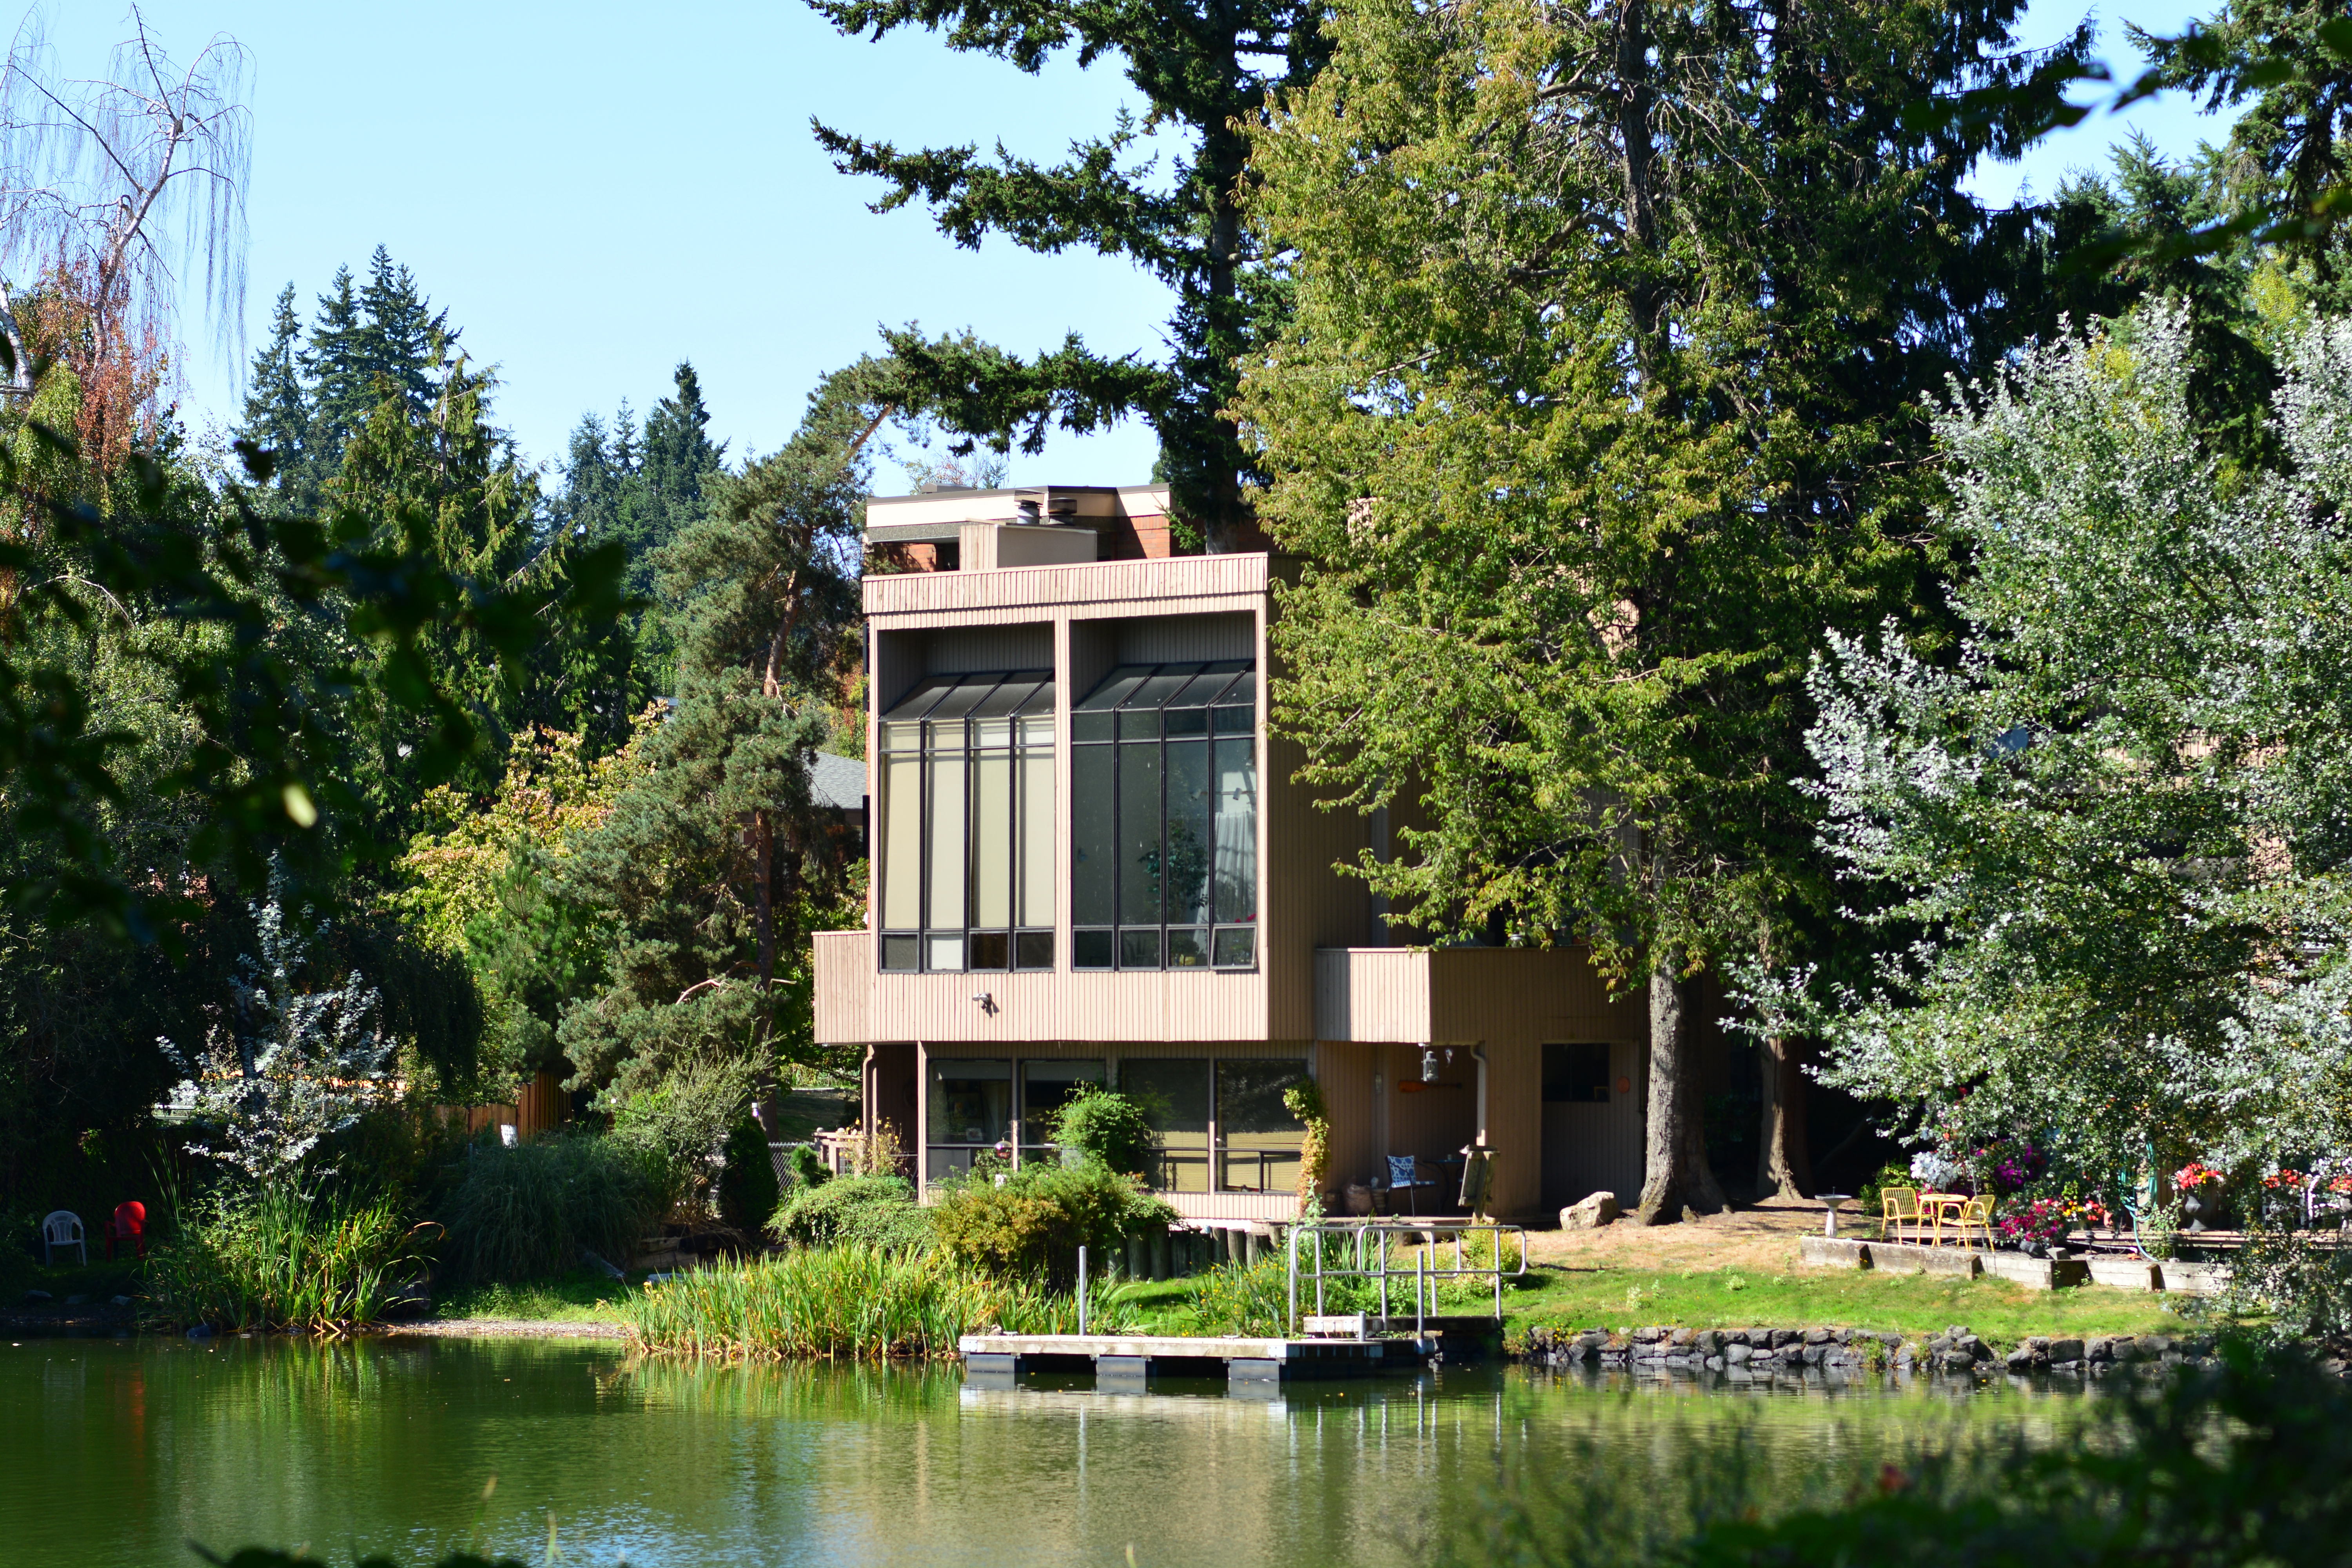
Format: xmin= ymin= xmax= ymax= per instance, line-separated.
xmin=438 ymin=1132 xmax=666 ymax=1284
xmin=145 ymin=1186 xmax=435 ymax=1334
xmin=622 ymin=1246 xmax=1138 ymax=1359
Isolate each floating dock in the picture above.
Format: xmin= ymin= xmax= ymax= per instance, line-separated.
xmin=960 ymin=1331 xmax=1439 ymax=1391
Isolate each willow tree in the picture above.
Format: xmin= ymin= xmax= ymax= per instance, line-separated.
xmin=1240 ymin=0 xmax=2087 ymax=1218
xmin=0 ymin=8 xmax=249 ymax=461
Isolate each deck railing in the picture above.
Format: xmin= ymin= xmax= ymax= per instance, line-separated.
xmin=1284 ymin=1219 xmax=1528 ymax=1333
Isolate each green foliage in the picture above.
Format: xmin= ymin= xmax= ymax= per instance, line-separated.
xmin=436 ymin=1132 xmax=668 ymax=1285
xmin=604 ymin=1053 xmax=757 ymax=1211
xmin=786 ymin=1143 xmax=832 ymax=1192
xmin=1792 ymin=307 xmax=2352 ymax=1265
xmin=144 ymin=1185 xmax=431 ymax=1332
xmin=768 ymin=1172 xmax=931 ymax=1252
xmin=809 ymin=0 xmax=1329 ymax=543
xmin=1049 ymin=1086 xmax=1153 ymax=1177
xmin=1187 ymin=1257 xmax=1295 ymax=1336
xmin=621 ymin=1245 xmax=1137 ymax=1359
xmin=929 ymin=1160 xmax=1176 ymax=1284
xmin=717 ymin=1117 xmax=781 ymax=1233
xmin=1857 ymin=1160 xmax=1913 ymax=1221
xmin=553 ymin=359 xmax=873 ymax=1107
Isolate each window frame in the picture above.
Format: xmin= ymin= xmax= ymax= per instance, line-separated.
xmin=1070 ymin=660 xmax=1260 ymax=973
xmin=877 ymin=670 xmax=1056 ymax=974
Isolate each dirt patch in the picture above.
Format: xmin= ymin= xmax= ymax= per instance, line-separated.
xmin=384 ymin=1318 xmax=631 ymax=1340
xmin=1525 ymin=1195 xmax=1833 ymax=1276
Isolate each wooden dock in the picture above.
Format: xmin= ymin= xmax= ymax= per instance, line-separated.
xmin=960 ymin=1331 xmax=1438 ymax=1390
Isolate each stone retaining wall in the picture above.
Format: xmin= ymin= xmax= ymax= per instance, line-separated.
xmin=1797 ymin=1235 xmax=2230 ymax=1294
xmin=1515 ymin=1322 xmax=2223 ymax=1377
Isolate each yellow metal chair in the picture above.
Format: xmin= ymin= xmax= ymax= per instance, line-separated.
xmin=1949 ymin=1196 xmax=1995 ymax=1251
xmin=1880 ymin=1187 xmax=1922 ymax=1243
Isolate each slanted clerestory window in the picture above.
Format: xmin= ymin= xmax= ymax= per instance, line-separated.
xmin=1071 ymin=661 xmax=1258 ymax=971
xmin=877 ymin=671 xmax=1056 ymax=973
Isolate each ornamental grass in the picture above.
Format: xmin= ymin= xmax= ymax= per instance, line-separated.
xmin=621 ymin=1245 xmax=1136 ymax=1359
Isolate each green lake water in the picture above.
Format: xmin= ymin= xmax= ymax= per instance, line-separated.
xmin=2 ymin=1334 xmax=2091 ymax=1568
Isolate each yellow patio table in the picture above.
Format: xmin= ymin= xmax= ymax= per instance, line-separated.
xmin=1915 ymin=1192 xmax=1971 ymax=1247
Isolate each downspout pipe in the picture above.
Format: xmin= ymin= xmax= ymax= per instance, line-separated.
xmin=1471 ymin=1044 xmax=1489 ymax=1143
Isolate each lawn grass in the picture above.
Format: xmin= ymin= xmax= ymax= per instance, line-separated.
xmin=432 ymin=1268 xmax=631 ymax=1323
xmin=1503 ymin=1263 xmax=2202 ymax=1343
xmin=1108 ymin=1261 xmax=2206 ymax=1345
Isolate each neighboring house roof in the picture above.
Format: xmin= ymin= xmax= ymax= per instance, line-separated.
xmin=811 ymin=751 xmax=866 ymax=811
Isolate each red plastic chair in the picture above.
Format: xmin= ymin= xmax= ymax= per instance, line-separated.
xmin=105 ymin=1201 xmax=145 ymax=1260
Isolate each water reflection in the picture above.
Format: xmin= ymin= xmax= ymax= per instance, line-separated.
xmin=0 ymin=1337 xmax=2089 ymax=1568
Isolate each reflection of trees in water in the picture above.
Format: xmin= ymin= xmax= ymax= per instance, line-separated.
xmin=612 ymin=1353 xmax=963 ymax=1418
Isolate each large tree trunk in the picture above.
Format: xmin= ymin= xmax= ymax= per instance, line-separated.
xmin=1636 ymin=954 xmax=1727 ymax=1223
xmin=1756 ymin=1035 xmax=1812 ymax=1200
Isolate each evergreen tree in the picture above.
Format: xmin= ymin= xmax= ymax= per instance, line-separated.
xmin=809 ymin=0 xmax=1327 ymax=546
xmin=239 ymin=285 xmax=312 ymax=509
xmin=557 ymin=359 xmax=876 ymax=1114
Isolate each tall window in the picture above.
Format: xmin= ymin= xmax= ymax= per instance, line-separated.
xmin=1071 ymin=661 xmax=1258 ymax=971
xmin=878 ymin=671 xmax=1055 ymax=973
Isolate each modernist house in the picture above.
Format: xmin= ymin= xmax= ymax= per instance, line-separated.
xmin=812 ymin=483 xmax=1664 ymax=1232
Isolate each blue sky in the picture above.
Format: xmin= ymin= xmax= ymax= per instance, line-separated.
xmin=47 ymin=0 xmax=2242 ymax=495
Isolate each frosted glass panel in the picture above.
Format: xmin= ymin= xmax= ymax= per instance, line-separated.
xmin=927 ymin=751 xmax=965 ymax=932
xmin=880 ymin=752 xmax=922 ymax=930
xmin=970 ymin=752 xmax=1012 ymax=929
xmin=1019 ymin=749 xmax=1054 ymax=929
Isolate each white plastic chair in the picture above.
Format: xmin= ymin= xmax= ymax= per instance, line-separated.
xmin=42 ymin=1210 xmax=85 ymax=1266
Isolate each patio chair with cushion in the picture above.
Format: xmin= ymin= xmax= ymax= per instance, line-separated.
xmin=1880 ymin=1187 xmax=1923 ymax=1243
xmin=41 ymin=1210 xmax=85 ymax=1266
xmin=1381 ymin=1156 xmax=1438 ymax=1217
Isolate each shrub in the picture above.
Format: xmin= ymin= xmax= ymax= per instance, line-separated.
xmin=786 ymin=1143 xmax=832 ymax=1191
xmin=605 ymin=1053 xmax=758 ymax=1212
xmin=769 ymin=1173 xmax=931 ymax=1252
xmin=145 ymin=1185 xmax=432 ymax=1332
xmin=438 ymin=1132 xmax=668 ymax=1284
xmin=717 ymin=1117 xmax=780 ymax=1232
xmin=929 ymin=1160 xmax=1176 ymax=1284
xmin=1051 ymin=1087 xmax=1154 ymax=1176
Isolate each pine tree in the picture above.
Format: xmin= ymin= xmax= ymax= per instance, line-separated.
xmin=810 ymin=0 xmax=1328 ymax=546
xmin=557 ymin=359 xmax=877 ymax=1112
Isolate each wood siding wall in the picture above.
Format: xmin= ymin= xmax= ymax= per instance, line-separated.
xmin=813 ymin=931 xmax=869 ymax=1044
xmin=1309 ymin=946 xmax=1647 ymax=1220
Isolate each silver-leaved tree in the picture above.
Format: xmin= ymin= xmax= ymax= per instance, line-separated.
xmin=1770 ymin=303 xmax=2352 ymax=1327
xmin=162 ymin=886 xmax=394 ymax=1183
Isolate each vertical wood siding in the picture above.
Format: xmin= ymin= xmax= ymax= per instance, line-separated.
xmin=924 ymin=624 xmax=1054 ymax=673
xmin=812 ymin=931 xmax=870 ymax=1044
xmin=1104 ymin=612 xmax=1254 ymax=662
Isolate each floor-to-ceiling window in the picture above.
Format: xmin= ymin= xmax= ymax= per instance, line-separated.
xmin=1071 ymin=661 xmax=1258 ymax=971
xmin=877 ymin=671 xmax=1055 ymax=973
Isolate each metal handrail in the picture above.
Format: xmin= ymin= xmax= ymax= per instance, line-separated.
xmin=1284 ymin=1219 xmax=1528 ymax=1334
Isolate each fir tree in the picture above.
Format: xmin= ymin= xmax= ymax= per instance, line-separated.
xmin=239 ymin=284 xmax=312 ymax=509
